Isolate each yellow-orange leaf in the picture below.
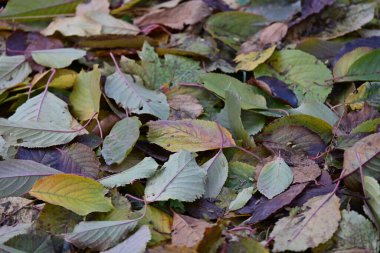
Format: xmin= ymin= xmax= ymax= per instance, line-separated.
xmin=29 ymin=174 xmax=113 ymax=216
xmin=147 ymin=119 xmax=236 ymax=152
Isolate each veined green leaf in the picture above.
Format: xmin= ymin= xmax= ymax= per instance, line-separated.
xmin=100 ymin=157 xmax=159 ymax=188
xmin=145 ymin=150 xmax=206 ymax=202
xmin=31 ymin=48 xmax=86 ymax=69
xmin=0 ymin=55 xmax=31 ymax=91
xmin=101 ymin=117 xmax=141 ymax=165
xmin=202 ymin=151 xmax=228 ymax=198
xmin=64 ymin=219 xmax=138 ymax=251
xmin=257 ymin=157 xmax=293 ymax=199
xmin=105 ymin=71 xmax=169 ymax=119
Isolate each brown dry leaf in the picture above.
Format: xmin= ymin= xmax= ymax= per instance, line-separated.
xmin=270 ymin=194 xmax=341 ymax=252
xmin=172 ymin=213 xmax=213 ymax=248
xmin=291 ymin=158 xmax=321 ymax=184
xmin=168 ymin=94 xmax=203 ymax=120
xmin=239 ymin=22 xmax=287 ymax=54
xmin=135 ymin=0 xmax=211 ymax=30
xmin=0 ymin=197 xmax=39 ymax=226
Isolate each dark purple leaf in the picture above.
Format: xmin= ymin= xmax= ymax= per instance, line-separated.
xmin=16 ymin=143 xmax=100 ymax=179
xmin=290 ymin=0 xmax=335 ymax=26
xmin=202 ymin=0 xmax=232 ymax=11
xmin=291 ymin=170 xmax=336 ymax=206
xmin=254 ymin=76 xmax=298 ymax=107
xmin=186 ymin=199 xmax=225 ymax=220
xmin=334 ymin=36 xmax=380 ymax=64
xmin=238 ymin=183 xmax=308 ymax=224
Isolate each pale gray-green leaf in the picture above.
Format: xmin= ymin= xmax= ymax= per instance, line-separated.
xmin=202 ymin=151 xmax=228 ymax=198
xmin=145 ymin=150 xmax=206 ymax=202
xmin=228 ymin=186 xmax=255 ymax=211
xmin=101 ymin=225 xmax=151 ymax=253
xmin=289 ymin=100 xmax=339 ymax=126
xmin=31 ymin=48 xmax=86 ymax=68
xmin=100 ymin=157 xmax=159 ymax=188
xmin=0 ymin=159 xmax=62 ymax=197
xmin=64 ymin=219 xmax=138 ymax=251
xmin=0 ymin=119 xmax=79 ymax=148
xmin=335 ymin=210 xmax=379 ymax=252
xmin=257 ymin=157 xmax=293 ymax=199
xmin=105 ymin=72 xmax=169 ymax=119
xmin=101 ymin=117 xmax=141 ymax=165
xmin=0 ymin=55 xmax=31 ymax=91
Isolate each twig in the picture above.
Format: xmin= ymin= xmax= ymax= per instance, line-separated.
xmin=95 ymin=117 xmax=103 ymax=139
xmin=234 ymin=145 xmax=261 ymax=161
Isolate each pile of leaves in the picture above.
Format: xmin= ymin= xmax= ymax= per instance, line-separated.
xmin=1 ymin=0 xmax=380 ymax=252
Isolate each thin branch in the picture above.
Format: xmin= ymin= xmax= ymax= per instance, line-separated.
xmin=95 ymin=117 xmax=103 ymax=139
xmin=234 ymin=145 xmax=262 ymax=161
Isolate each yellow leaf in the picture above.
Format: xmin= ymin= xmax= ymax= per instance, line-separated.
xmin=32 ymin=69 xmax=78 ymax=89
xmin=29 ymin=174 xmax=113 ymax=216
xmin=147 ymin=119 xmax=236 ymax=152
xmin=70 ymin=65 xmax=101 ymax=120
xmin=235 ymin=45 xmax=276 ymax=71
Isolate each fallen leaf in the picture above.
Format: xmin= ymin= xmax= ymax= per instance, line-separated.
xmin=145 ymin=150 xmax=206 ymax=202
xmin=172 ymin=213 xmax=213 ymax=248
xmin=168 ymin=94 xmax=203 ymax=120
xmin=29 ymin=174 xmax=113 ymax=215
xmin=147 ymin=119 xmax=235 ymax=152
xmin=270 ymin=194 xmax=341 ymax=252
xmin=135 ymin=0 xmax=211 ymax=30
xmin=202 ymin=151 xmax=228 ymax=198
xmin=257 ymin=157 xmax=293 ymax=199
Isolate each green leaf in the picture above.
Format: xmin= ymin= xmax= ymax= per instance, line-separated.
xmin=0 ymin=55 xmax=31 ymax=91
xmin=364 ymin=176 xmax=380 ymax=227
xmin=105 ymin=71 xmax=169 ymax=119
xmin=333 ymin=47 xmax=373 ymax=80
xmin=255 ymin=50 xmax=333 ymax=103
xmin=122 ymin=42 xmax=204 ymax=90
xmin=145 ymin=150 xmax=206 ymax=202
xmin=100 ymin=157 xmax=159 ymax=188
xmin=263 ymin=114 xmax=333 ymax=143
xmin=0 ymin=159 xmax=61 ymax=197
xmin=69 ymin=65 xmax=101 ymax=120
xmin=216 ymin=90 xmax=256 ymax=147
xmin=270 ymin=194 xmax=341 ymax=252
xmin=201 ymin=73 xmax=267 ymax=110
xmin=64 ymin=219 xmax=138 ymax=251
xmin=0 ymin=0 xmax=81 ymax=21
xmin=345 ymin=82 xmax=380 ymax=109
xmin=226 ymin=161 xmax=255 ymax=191
xmin=257 ymin=157 xmax=293 ymax=199
xmin=334 ymin=210 xmax=379 ymax=252
xmin=205 ymin=11 xmax=266 ymax=50
xmin=289 ymin=100 xmax=339 ymax=126
xmin=147 ymin=119 xmax=236 ymax=152
xmin=351 ymin=118 xmax=380 ymax=134
xmin=9 ymin=92 xmax=79 ymax=130
xmin=102 ymin=225 xmax=151 ymax=253
xmin=0 ymin=119 xmax=80 ymax=148
xmin=101 ymin=117 xmax=141 ymax=165
xmin=29 ymin=174 xmax=113 ymax=216
xmin=35 ymin=204 xmax=82 ymax=234
xmin=4 ymin=233 xmax=55 ymax=253
xmin=228 ymin=186 xmax=255 ymax=211
xmin=342 ymin=49 xmax=380 ymax=82
xmin=202 ymin=152 xmax=228 ymax=198
xmin=31 ymin=48 xmax=86 ymax=69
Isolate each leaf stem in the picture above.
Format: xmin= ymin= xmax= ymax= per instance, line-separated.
xmin=37 ymin=68 xmax=56 ymax=120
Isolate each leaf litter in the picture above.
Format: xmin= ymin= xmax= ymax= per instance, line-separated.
xmin=0 ymin=0 xmax=380 ymax=252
